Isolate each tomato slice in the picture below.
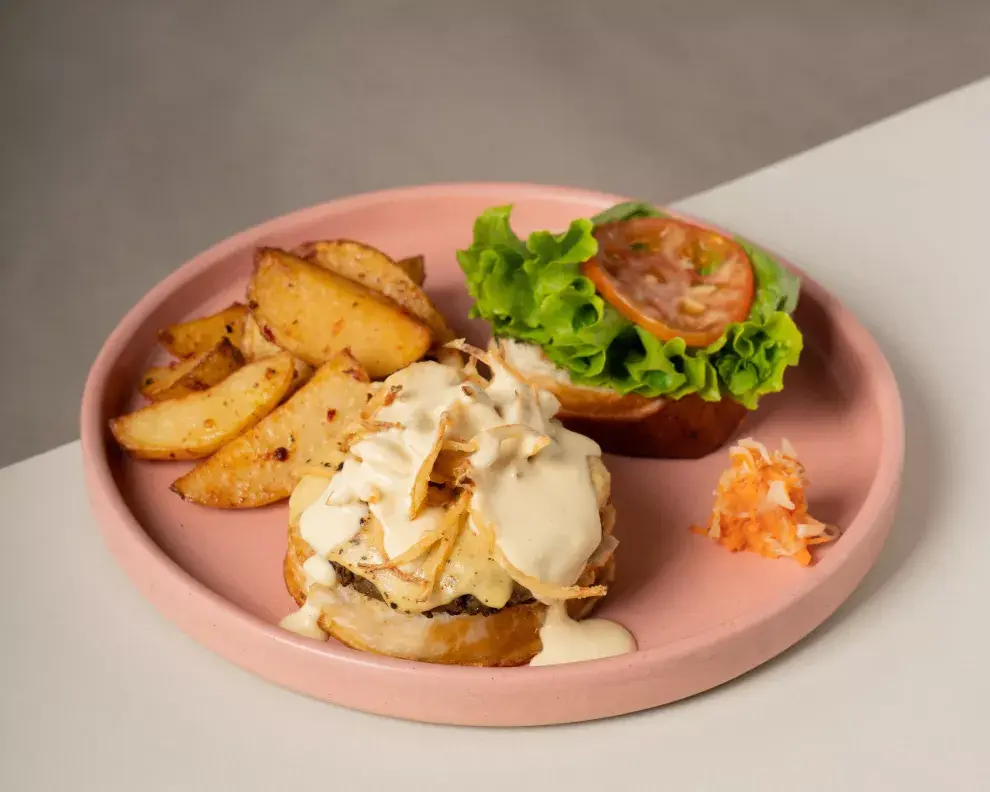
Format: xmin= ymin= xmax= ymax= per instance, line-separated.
xmin=583 ymin=217 xmax=754 ymax=348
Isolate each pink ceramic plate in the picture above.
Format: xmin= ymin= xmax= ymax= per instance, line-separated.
xmin=81 ymin=183 xmax=903 ymax=727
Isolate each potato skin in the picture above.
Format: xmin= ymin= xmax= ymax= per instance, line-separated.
xmin=560 ymin=394 xmax=747 ymax=459
xmin=395 ymin=254 xmax=425 ymax=286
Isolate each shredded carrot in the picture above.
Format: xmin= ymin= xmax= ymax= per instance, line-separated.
xmin=692 ymin=438 xmax=838 ymax=566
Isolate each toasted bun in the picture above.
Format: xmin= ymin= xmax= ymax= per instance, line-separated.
xmin=499 ymin=339 xmax=745 ymax=459
xmin=497 ymin=338 xmax=663 ymax=421
xmin=561 ymin=394 xmax=747 ymax=459
xmin=284 ymin=540 xmax=614 ymax=666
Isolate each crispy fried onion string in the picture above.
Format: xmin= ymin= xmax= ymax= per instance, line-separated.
xmin=407 ymin=415 xmax=450 ymax=519
xmin=360 ymin=490 xmax=470 ymax=572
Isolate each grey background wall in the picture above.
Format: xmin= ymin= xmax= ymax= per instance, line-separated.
xmin=2 ymin=0 xmax=988 ymax=466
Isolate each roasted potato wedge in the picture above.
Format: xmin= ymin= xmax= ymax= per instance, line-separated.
xmin=171 ymin=352 xmax=371 ymax=508
xmin=112 ymin=353 xmax=296 ymax=460
xmin=240 ymin=313 xmax=315 ymax=391
xmin=396 ymin=254 xmax=425 ymax=286
xmin=248 ymin=248 xmax=431 ymax=378
xmin=240 ymin=311 xmax=282 ymax=361
xmin=296 ymin=241 xmax=453 ymax=345
xmin=138 ymin=338 xmax=244 ymax=402
xmin=157 ymin=303 xmax=248 ymax=359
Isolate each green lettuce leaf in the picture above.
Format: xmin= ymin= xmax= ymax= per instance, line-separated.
xmin=589 ymin=201 xmax=664 ymax=225
xmin=457 ymin=204 xmax=803 ymax=408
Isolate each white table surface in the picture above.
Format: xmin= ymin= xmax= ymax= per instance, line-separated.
xmin=3 ymin=79 xmax=989 ymax=791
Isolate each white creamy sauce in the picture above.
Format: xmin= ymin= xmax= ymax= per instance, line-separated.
xmin=278 ymin=586 xmax=328 ymax=641
xmin=287 ymin=351 xmax=637 ymax=665
xmin=530 ymin=602 xmax=636 ymax=666
xmin=435 ymin=519 xmax=515 ymax=608
xmin=303 ymin=362 xmax=485 ymax=559
xmin=470 ymin=424 xmax=602 ymax=585
xmin=279 ymin=599 xmax=328 ymax=640
xmin=500 ymin=339 xmax=613 ymax=394
xmin=348 ymin=424 xmax=447 ymax=559
xmin=279 ymin=585 xmax=337 ymax=640
xmin=300 ymin=492 xmax=367 ymax=556
xmin=302 ymin=554 xmax=338 ymax=587
xmin=500 ymin=338 xmax=569 ymax=382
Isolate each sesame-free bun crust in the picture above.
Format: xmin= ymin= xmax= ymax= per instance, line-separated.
xmin=560 ymin=394 xmax=747 ymax=459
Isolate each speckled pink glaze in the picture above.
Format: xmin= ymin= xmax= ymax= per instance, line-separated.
xmin=80 ymin=183 xmax=903 ymax=727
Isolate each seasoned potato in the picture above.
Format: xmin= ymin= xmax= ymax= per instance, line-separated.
xmin=138 ymin=338 xmax=243 ymax=402
xmin=296 ymin=241 xmax=453 ymax=344
xmin=247 ymin=248 xmax=431 ymax=378
xmin=396 ymin=254 xmax=425 ymax=286
xmin=171 ymin=352 xmax=371 ymax=508
xmin=240 ymin=313 xmax=315 ymax=391
xmin=111 ymin=353 xmax=295 ymax=460
xmin=157 ymin=303 xmax=248 ymax=359
xmin=240 ymin=312 xmax=282 ymax=361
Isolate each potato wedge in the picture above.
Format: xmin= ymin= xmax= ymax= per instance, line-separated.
xmin=171 ymin=352 xmax=371 ymax=508
xmin=157 ymin=303 xmax=248 ymax=359
xmin=296 ymin=241 xmax=453 ymax=344
xmin=112 ymin=353 xmax=295 ymax=460
xmin=240 ymin=312 xmax=282 ymax=361
xmin=138 ymin=338 xmax=244 ymax=402
xmin=240 ymin=313 xmax=315 ymax=391
xmin=248 ymin=248 xmax=431 ymax=378
xmin=396 ymin=254 xmax=425 ymax=286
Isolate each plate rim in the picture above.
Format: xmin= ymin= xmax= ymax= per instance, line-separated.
xmin=80 ymin=182 xmax=904 ymax=725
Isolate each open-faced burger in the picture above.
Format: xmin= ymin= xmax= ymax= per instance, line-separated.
xmin=280 ymin=345 xmax=635 ymax=667
xmin=457 ymin=202 xmax=803 ymax=458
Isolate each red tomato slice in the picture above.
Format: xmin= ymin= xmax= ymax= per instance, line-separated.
xmin=583 ymin=217 xmax=754 ymax=347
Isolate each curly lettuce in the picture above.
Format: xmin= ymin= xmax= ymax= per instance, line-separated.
xmin=457 ymin=203 xmax=803 ymax=409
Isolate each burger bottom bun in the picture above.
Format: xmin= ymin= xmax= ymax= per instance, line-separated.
xmin=283 ymin=542 xmax=614 ymax=667
xmin=562 ymin=393 xmax=747 ymax=459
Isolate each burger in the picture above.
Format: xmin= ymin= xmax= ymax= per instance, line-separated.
xmin=280 ymin=348 xmax=631 ymax=667
xmin=457 ymin=201 xmax=803 ymax=458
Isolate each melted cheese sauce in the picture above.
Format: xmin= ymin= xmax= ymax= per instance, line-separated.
xmin=302 ymin=363 xmax=475 ymax=560
xmin=282 ymin=351 xmax=637 ymax=665
xmin=470 ymin=425 xmax=601 ymax=584
xmin=301 ymin=357 xmax=586 ymax=580
xmin=530 ymin=602 xmax=636 ymax=666
xmin=302 ymin=554 xmax=338 ymax=587
xmin=500 ymin=338 xmax=613 ymax=393
xmin=434 ymin=519 xmax=515 ymax=608
xmin=279 ymin=586 xmax=335 ymax=640
xmin=279 ymin=601 xmax=327 ymax=640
